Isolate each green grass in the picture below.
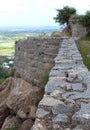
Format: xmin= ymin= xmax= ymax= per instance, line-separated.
xmin=0 ymin=78 xmax=5 ymax=84
xmin=41 ymin=72 xmax=49 ymax=85
xmin=80 ymin=40 xmax=90 ymax=70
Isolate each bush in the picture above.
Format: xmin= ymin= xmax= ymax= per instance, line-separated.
xmin=41 ymin=72 xmax=49 ymax=86
xmin=80 ymin=11 xmax=90 ymax=27
xmin=0 ymin=78 xmax=5 ymax=84
xmin=0 ymin=67 xmax=10 ymax=79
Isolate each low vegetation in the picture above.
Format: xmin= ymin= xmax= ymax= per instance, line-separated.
xmin=0 ymin=45 xmax=14 ymax=55
xmin=0 ymin=66 xmax=10 ymax=84
xmin=41 ymin=72 xmax=49 ymax=86
xmin=0 ymin=58 xmax=14 ymax=84
xmin=80 ymin=33 xmax=90 ymax=70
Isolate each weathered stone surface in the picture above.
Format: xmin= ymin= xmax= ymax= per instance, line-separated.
xmin=53 ymin=114 xmax=68 ymax=123
xmin=36 ymin=108 xmax=49 ymax=118
xmin=19 ymin=119 xmax=34 ymax=130
xmin=14 ymin=37 xmax=62 ymax=83
xmin=0 ymin=103 xmax=9 ymax=128
xmin=72 ymin=126 xmax=83 ymax=130
xmin=39 ymin=95 xmax=62 ymax=107
xmin=70 ymin=19 xmax=87 ymax=37
xmin=45 ymin=79 xmax=66 ymax=94
xmin=33 ymin=38 xmax=90 ymax=130
xmin=1 ymin=116 xmax=18 ymax=130
xmin=0 ymin=77 xmax=42 ymax=129
xmin=50 ymin=90 xmax=62 ymax=99
xmin=72 ymin=83 xmax=83 ymax=91
xmin=49 ymin=69 xmax=65 ymax=77
xmin=5 ymin=78 xmax=41 ymax=119
xmin=52 ymin=102 xmax=74 ymax=115
xmin=72 ymin=103 xmax=90 ymax=124
xmin=32 ymin=119 xmax=48 ymax=130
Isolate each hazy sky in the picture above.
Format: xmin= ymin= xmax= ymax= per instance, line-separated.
xmin=0 ymin=0 xmax=90 ymax=26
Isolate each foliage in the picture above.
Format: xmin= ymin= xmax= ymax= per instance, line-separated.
xmin=36 ymin=88 xmax=44 ymax=96
xmin=6 ymin=123 xmax=18 ymax=130
xmin=41 ymin=72 xmax=49 ymax=85
xmin=54 ymin=6 xmax=76 ymax=26
xmin=80 ymin=39 xmax=90 ymax=70
xmin=9 ymin=68 xmax=15 ymax=77
xmin=80 ymin=11 xmax=90 ymax=27
xmin=0 ymin=78 xmax=5 ymax=84
xmin=0 ymin=66 xmax=10 ymax=79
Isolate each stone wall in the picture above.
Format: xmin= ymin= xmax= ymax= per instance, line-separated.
xmin=69 ymin=19 xmax=87 ymax=37
xmin=14 ymin=37 xmax=62 ymax=83
xmin=32 ymin=38 xmax=90 ymax=130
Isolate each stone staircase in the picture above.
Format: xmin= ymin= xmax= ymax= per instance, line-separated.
xmin=32 ymin=38 xmax=90 ymax=130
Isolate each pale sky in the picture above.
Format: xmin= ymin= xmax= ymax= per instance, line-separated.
xmin=0 ymin=0 xmax=90 ymax=26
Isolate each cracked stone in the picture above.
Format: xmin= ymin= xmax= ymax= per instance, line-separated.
xmin=72 ymin=83 xmax=83 ymax=91
xmin=39 ymin=95 xmax=62 ymax=107
xmin=52 ymin=102 xmax=75 ymax=115
xmin=50 ymin=90 xmax=62 ymax=98
xmin=72 ymin=103 xmax=90 ymax=124
xmin=36 ymin=108 xmax=49 ymax=118
xmin=53 ymin=113 xmax=68 ymax=123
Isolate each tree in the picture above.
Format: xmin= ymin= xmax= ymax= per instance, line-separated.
xmin=54 ymin=6 xmax=76 ymax=26
xmin=80 ymin=11 xmax=90 ymax=27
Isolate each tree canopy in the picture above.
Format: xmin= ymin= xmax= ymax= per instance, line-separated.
xmin=80 ymin=11 xmax=90 ymax=27
xmin=54 ymin=6 xmax=76 ymax=26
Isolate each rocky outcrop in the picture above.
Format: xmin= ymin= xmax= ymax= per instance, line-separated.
xmin=0 ymin=77 xmax=42 ymax=130
xmin=51 ymin=31 xmax=62 ymax=37
xmin=32 ymin=38 xmax=90 ymax=130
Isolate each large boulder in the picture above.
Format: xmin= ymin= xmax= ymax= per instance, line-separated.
xmin=0 ymin=103 xmax=9 ymax=128
xmin=0 ymin=77 xmax=42 ymax=129
xmin=5 ymin=78 xmax=40 ymax=119
xmin=19 ymin=119 xmax=34 ymax=130
xmin=1 ymin=116 xmax=18 ymax=130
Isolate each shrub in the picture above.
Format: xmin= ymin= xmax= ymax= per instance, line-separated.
xmin=0 ymin=78 xmax=5 ymax=84
xmin=41 ymin=72 xmax=49 ymax=86
xmin=0 ymin=67 xmax=10 ymax=79
xmin=9 ymin=68 xmax=15 ymax=77
xmin=36 ymin=88 xmax=44 ymax=96
xmin=80 ymin=11 xmax=90 ymax=27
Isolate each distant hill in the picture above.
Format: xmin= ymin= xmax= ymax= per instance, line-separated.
xmin=0 ymin=26 xmax=61 ymax=35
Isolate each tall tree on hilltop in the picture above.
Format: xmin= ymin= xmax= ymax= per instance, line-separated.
xmin=54 ymin=6 xmax=76 ymax=26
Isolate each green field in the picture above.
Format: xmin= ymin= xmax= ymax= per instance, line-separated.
xmin=0 ymin=34 xmax=27 ymax=55
xmin=0 ymin=43 xmax=15 ymax=55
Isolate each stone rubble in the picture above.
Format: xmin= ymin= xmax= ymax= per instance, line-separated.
xmin=32 ymin=38 xmax=90 ymax=130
